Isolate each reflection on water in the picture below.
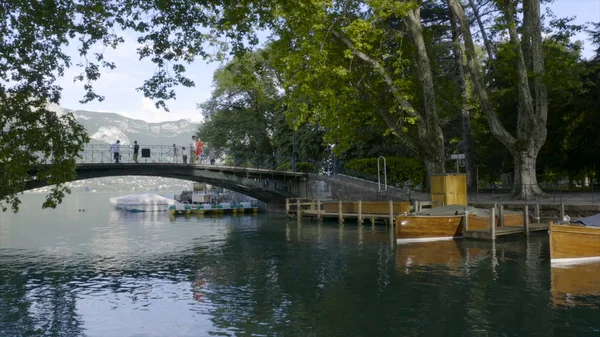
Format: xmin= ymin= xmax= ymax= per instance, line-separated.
xmin=552 ymin=262 xmax=600 ymax=307
xmin=1 ymin=193 xmax=599 ymax=336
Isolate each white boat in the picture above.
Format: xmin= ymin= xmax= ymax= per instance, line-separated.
xmin=109 ymin=193 xmax=181 ymax=212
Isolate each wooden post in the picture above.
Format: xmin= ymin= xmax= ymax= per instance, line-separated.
xmin=489 ymin=207 xmax=496 ymax=240
xmin=463 ymin=209 xmax=469 ymax=232
xmin=560 ymin=203 xmax=565 ymax=221
xmin=285 ymin=198 xmax=290 ymax=218
xmin=296 ymin=199 xmax=301 ymax=221
xmin=316 ymin=199 xmax=322 ymax=221
xmin=498 ymin=204 xmax=504 ymax=227
xmin=338 ymin=199 xmax=343 ymax=223
xmin=388 ymin=200 xmax=394 ymax=227
xmin=524 ymin=205 xmax=530 ymax=235
xmin=415 ymin=200 xmax=421 ymax=213
xmin=311 ymin=198 xmax=315 ymax=210
xmin=357 ymin=200 xmax=363 ymax=225
xmin=535 ymin=203 xmax=540 ymax=223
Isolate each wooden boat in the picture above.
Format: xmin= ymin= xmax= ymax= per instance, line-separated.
xmin=395 ymin=205 xmax=524 ymax=244
xmin=550 ymin=222 xmax=600 ymax=265
xmin=551 ymin=261 xmax=600 ymax=307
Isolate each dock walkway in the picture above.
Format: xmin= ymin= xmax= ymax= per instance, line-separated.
xmin=464 ymin=223 xmax=548 ymax=240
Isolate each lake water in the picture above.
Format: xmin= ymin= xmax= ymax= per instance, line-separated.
xmin=0 ymin=193 xmax=599 ymax=337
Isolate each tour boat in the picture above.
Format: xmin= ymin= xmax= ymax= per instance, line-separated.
xmin=549 ymin=214 xmax=600 ymax=265
xmin=395 ymin=205 xmax=525 ymax=244
xmin=110 ymin=193 xmax=180 ymax=212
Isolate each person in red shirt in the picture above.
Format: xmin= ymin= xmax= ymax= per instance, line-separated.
xmin=196 ymin=139 xmax=204 ymax=163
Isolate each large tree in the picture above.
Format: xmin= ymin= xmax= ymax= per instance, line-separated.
xmin=197 ymin=49 xmax=326 ymax=169
xmin=265 ymin=0 xmax=479 ymax=181
xmin=449 ymin=0 xmax=550 ymax=198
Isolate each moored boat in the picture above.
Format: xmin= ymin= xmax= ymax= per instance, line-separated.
xmin=549 ymin=214 xmax=600 ymax=265
xmin=110 ymin=193 xmax=180 ymax=212
xmin=395 ymin=205 xmax=524 ymax=244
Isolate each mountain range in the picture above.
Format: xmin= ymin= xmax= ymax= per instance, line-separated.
xmin=31 ymin=105 xmax=200 ymax=193
xmin=50 ymin=103 xmax=199 ymax=146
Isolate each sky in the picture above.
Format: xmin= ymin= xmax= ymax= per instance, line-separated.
xmin=56 ymin=0 xmax=600 ymax=123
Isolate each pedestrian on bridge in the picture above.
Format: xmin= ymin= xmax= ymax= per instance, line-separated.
xmin=172 ymin=144 xmax=178 ymax=163
xmin=133 ymin=141 xmax=139 ymax=163
xmin=110 ymin=140 xmax=120 ymax=163
xmin=190 ymin=136 xmax=197 ymax=164
xmin=196 ymin=138 xmax=204 ymax=164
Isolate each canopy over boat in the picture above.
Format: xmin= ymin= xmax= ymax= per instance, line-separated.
xmin=110 ymin=193 xmax=181 ymax=212
xmin=571 ymin=214 xmax=600 ymax=227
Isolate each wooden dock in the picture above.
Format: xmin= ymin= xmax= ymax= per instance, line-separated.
xmin=287 ymin=198 xmax=412 ymax=225
xmin=464 ymin=223 xmax=548 ymax=240
xmin=289 ymin=199 xmax=554 ymax=241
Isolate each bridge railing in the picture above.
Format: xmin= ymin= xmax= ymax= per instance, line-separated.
xmin=75 ymin=145 xmax=323 ymax=173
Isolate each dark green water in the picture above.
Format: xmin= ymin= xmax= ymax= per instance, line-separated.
xmin=1 ymin=193 xmax=599 ymax=337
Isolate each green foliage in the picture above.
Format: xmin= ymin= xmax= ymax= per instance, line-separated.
xmin=197 ymin=50 xmax=277 ymax=160
xmin=343 ymin=157 xmax=426 ymax=187
xmin=197 ymin=49 xmax=326 ymax=164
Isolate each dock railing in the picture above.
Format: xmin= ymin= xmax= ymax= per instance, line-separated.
xmin=287 ymin=198 xmax=411 ymax=225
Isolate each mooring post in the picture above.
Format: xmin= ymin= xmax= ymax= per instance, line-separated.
xmin=498 ymin=204 xmax=504 ymax=227
xmin=490 ymin=207 xmax=496 ymax=240
xmin=464 ymin=209 xmax=469 ymax=232
xmin=560 ymin=203 xmax=565 ymax=221
xmin=415 ymin=200 xmax=420 ymax=213
xmin=338 ymin=199 xmax=343 ymax=223
xmin=535 ymin=203 xmax=540 ymax=223
xmin=311 ymin=198 xmax=315 ymax=210
xmin=317 ymin=199 xmax=322 ymax=221
xmin=296 ymin=199 xmax=301 ymax=221
xmin=357 ymin=200 xmax=363 ymax=225
xmin=285 ymin=198 xmax=290 ymax=218
xmin=524 ymin=205 xmax=530 ymax=235
xmin=388 ymin=200 xmax=394 ymax=227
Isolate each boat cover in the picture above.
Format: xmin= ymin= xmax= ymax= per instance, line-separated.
xmin=415 ymin=204 xmax=522 ymax=217
xmin=571 ymin=213 xmax=600 ymax=227
xmin=110 ymin=193 xmax=180 ymax=212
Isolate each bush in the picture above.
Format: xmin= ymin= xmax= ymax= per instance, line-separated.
xmin=343 ymin=157 xmax=426 ymax=187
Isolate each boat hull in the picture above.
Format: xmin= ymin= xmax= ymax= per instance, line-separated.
xmin=396 ymin=215 xmax=464 ymax=243
xmin=550 ymin=224 xmax=600 ymax=264
xmin=396 ymin=213 xmax=525 ymax=244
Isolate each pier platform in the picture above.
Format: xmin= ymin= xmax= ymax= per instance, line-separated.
xmin=464 ymin=223 xmax=548 ymax=240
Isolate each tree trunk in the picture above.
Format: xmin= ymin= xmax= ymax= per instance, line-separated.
xmin=449 ymin=4 xmax=476 ymax=189
xmin=423 ymin=153 xmax=446 ymax=191
xmin=511 ymin=143 xmax=544 ymax=199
